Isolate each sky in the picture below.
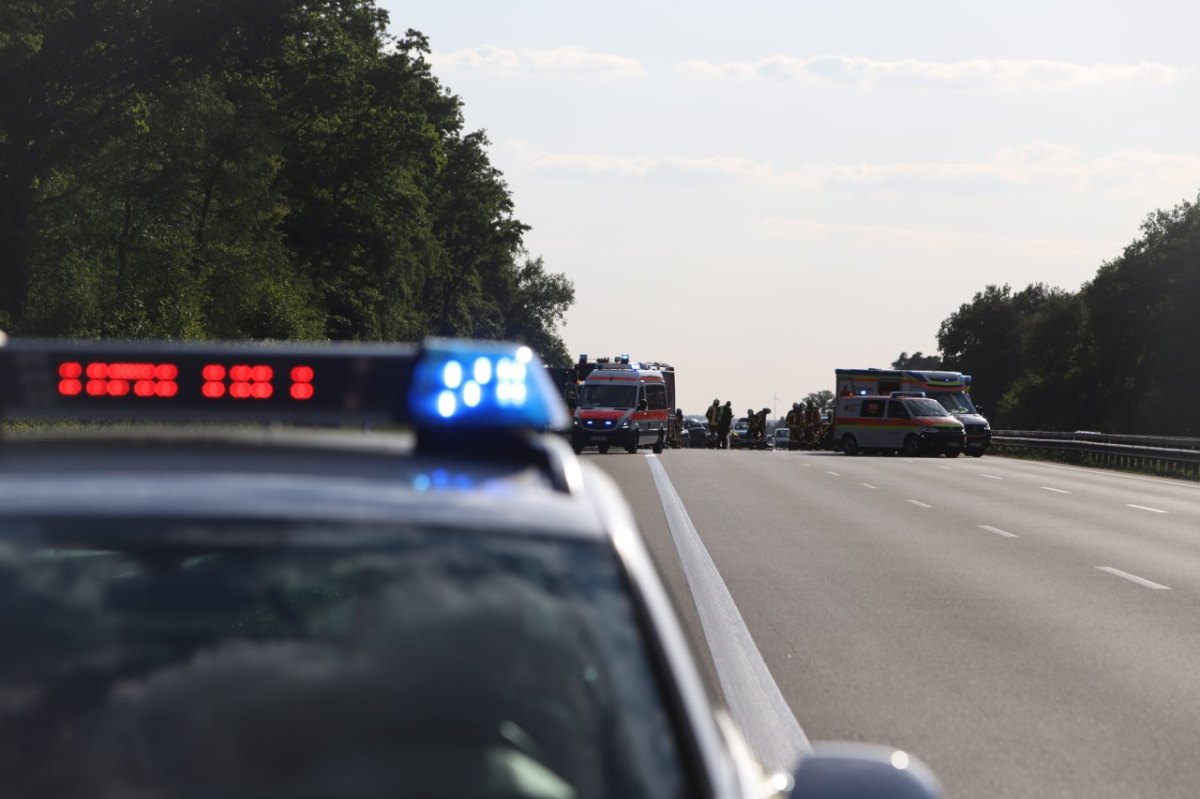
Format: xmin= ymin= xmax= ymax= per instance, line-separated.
xmin=381 ymin=0 xmax=1200 ymax=416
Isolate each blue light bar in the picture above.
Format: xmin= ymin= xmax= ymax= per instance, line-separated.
xmin=408 ymin=339 xmax=570 ymax=431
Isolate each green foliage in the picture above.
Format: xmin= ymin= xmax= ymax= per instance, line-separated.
xmin=932 ymin=194 xmax=1200 ymax=435
xmin=804 ymin=390 xmax=834 ymax=410
xmin=890 ymin=351 xmax=942 ymax=370
xmin=1 ymin=2 xmax=572 ymax=361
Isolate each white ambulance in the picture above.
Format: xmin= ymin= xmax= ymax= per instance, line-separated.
xmin=833 ymin=393 xmax=965 ymax=457
xmin=570 ymin=361 xmax=671 ymax=454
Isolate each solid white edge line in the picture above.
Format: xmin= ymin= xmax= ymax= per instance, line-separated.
xmin=1095 ymin=566 xmax=1170 ymax=590
xmin=907 ymin=500 xmax=932 ymax=508
xmin=1126 ymin=504 xmax=1168 ymax=514
xmin=646 ymin=456 xmax=811 ymax=771
xmin=978 ymin=524 xmax=1018 ymax=538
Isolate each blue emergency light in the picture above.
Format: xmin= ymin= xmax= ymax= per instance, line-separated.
xmin=408 ymin=339 xmax=569 ymax=430
xmin=0 ymin=336 xmax=569 ymax=433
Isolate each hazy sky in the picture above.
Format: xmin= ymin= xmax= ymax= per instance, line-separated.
xmin=381 ymin=0 xmax=1200 ymax=415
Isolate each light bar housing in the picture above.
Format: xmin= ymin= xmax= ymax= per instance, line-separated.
xmin=0 ymin=337 xmax=569 ymax=433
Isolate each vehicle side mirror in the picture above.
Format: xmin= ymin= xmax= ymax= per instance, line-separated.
xmin=788 ymin=743 xmax=941 ymax=799
xmin=975 ymin=405 xmax=985 ymax=415
xmin=638 ymin=398 xmax=648 ymax=411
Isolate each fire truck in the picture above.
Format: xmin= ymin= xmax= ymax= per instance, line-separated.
xmin=564 ymin=355 xmax=676 ymax=455
xmin=834 ymin=368 xmax=991 ymax=456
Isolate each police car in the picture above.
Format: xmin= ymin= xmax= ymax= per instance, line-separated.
xmin=0 ymin=333 xmax=939 ymax=799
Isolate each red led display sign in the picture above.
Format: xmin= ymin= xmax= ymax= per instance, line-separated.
xmin=55 ymin=361 xmax=315 ymax=402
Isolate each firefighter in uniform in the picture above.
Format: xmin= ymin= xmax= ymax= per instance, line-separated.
xmin=803 ymin=400 xmax=820 ymax=449
xmin=705 ymin=399 xmax=720 ymax=447
xmin=786 ymin=403 xmax=802 ymax=450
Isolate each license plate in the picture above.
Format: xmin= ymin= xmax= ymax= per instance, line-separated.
xmin=589 ymin=435 xmax=607 ymax=442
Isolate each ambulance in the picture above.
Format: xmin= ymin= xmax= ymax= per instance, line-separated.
xmin=833 ymin=393 xmax=966 ymax=457
xmin=834 ymin=368 xmax=991 ymax=455
xmin=570 ymin=358 xmax=672 ymax=454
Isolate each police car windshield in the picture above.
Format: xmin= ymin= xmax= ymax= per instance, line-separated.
xmin=907 ymin=398 xmax=951 ymax=417
xmin=932 ymin=392 xmax=977 ymax=415
xmin=577 ymin=384 xmax=637 ymax=409
xmin=0 ymin=521 xmax=687 ymax=799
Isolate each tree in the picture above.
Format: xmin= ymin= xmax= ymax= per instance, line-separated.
xmin=804 ymin=390 xmax=834 ymax=410
xmin=891 ymin=351 xmax=942 ymax=370
xmin=3 ymin=4 xmax=575 ymax=353
xmin=936 ymin=283 xmax=1054 ymax=424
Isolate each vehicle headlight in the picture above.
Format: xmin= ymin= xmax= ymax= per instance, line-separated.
xmin=620 ymin=420 xmax=630 ymax=428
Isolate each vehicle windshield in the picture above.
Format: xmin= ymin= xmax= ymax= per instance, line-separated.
xmin=0 ymin=521 xmax=687 ymax=799
xmin=733 ymin=418 xmax=749 ymax=431
xmin=577 ymin=384 xmax=637 ymax=409
xmin=907 ymin=398 xmax=952 ymax=417
xmin=931 ymin=392 xmax=978 ymax=415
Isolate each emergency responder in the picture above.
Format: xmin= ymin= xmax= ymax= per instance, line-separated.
xmin=705 ymin=399 xmax=720 ymax=447
xmin=803 ymin=400 xmax=820 ymax=449
xmin=786 ymin=402 xmax=802 ymax=450
xmin=757 ymin=408 xmax=770 ymax=443
xmin=672 ymin=407 xmax=684 ymax=447
xmin=717 ymin=401 xmax=732 ymax=449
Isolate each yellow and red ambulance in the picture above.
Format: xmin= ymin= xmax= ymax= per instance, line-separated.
xmin=570 ymin=359 xmax=672 ymax=454
xmin=832 ymin=393 xmax=965 ymax=457
xmin=834 ymin=368 xmax=990 ymax=455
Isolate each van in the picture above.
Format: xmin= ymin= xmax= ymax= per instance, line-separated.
xmin=570 ymin=363 xmax=670 ymax=454
xmin=833 ymin=394 xmax=965 ymax=457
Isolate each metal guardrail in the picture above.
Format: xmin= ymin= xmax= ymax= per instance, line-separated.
xmin=991 ymin=430 xmax=1200 ymax=476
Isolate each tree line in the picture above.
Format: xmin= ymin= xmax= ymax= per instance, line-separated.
xmin=0 ymin=1 xmax=574 ymax=365
xmin=894 ymin=194 xmax=1200 ymax=435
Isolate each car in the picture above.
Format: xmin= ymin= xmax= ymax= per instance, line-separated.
xmin=681 ymin=414 xmax=711 ymax=447
xmin=772 ymin=427 xmax=791 ymax=450
xmin=0 ymin=334 xmax=939 ymax=799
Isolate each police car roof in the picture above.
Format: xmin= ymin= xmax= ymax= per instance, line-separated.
xmin=0 ymin=428 xmax=613 ymax=541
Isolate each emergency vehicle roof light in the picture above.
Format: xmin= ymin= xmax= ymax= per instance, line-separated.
xmin=0 ymin=336 xmax=569 ymax=433
xmin=409 ymin=339 xmax=569 ymax=431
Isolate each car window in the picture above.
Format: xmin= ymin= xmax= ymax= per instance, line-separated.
xmin=886 ymin=401 xmax=911 ymax=420
xmin=0 ymin=521 xmax=687 ymax=799
xmin=577 ymin=384 xmax=637 ymax=409
xmin=906 ymin=398 xmax=951 ymax=417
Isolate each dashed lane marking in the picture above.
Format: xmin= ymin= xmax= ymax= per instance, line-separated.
xmin=1095 ymin=566 xmax=1169 ymax=590
xmin=978 ymin=524 xmax=1018 ymax=538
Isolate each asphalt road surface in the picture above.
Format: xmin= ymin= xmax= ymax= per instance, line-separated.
xmin=592 ymin=448 xmax=1200 ymax=799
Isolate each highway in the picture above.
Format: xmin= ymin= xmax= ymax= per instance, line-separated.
xmin=593 ymin=449 xmax=1200 ymax=799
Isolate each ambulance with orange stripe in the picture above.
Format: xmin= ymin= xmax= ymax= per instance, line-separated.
xmin=570 ymin=358 xmax=672 ymax=455
xmin=832 ymin=393 xmax=965 ymax=457
xmin=834 ymin=368 xmax=991 ymax=456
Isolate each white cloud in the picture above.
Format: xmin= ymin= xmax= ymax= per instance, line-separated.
xmin=505 ymin=141 xmax=1200 ymax=194
xmin=431 ymin=45 xmax=644 ymax=79
xmin=676 ymin=55 xmax=1191 ymax=92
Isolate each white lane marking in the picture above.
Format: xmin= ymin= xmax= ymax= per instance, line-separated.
xmin=1126 ymin=504 xmax=1168 ymax=514
xmin=1095 ymin=566 xmax=1170 ymax=590
xmin=825 ymin=471 xmax=840 ymax=477
xmin=1041 ymin=486 xmax=1071 ymax=494
xmin=801 ymin=462 xmax=812 ymax=468
xmin=859 ymin=482 xmax=877 ymax=490
xmin=647 ymin=456 xmax=810 ymax=769
xmin=901 ymin=458 xmax=916 ymax=463
xmin=978 ymin=524 xmax=1018 ymax=538
xmin=982 ymin=474 xmax=1003 ymax=480
xmin=907 ymin=500 xmax=932 ymax=508
xmin=937 ymin=465 xmax=952 ymax=470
